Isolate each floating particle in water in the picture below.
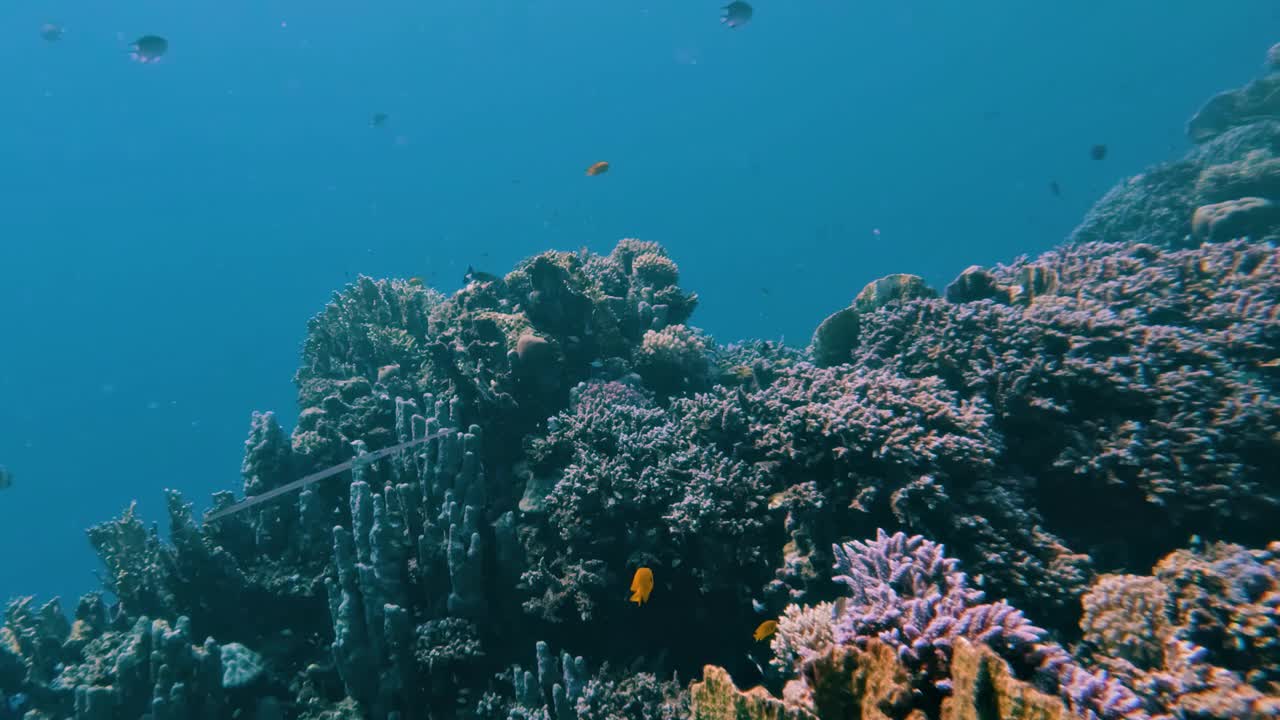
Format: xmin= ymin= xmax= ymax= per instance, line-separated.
xmin=721 ymin=2 xmax=753 ymax=28
xmin=40 ymin=23 xmax=64 ymax=42
xmin=1090 ymin=144 xmax=1108 ymax=160
xmin=130 ymin=35 xmax=168 ymax=63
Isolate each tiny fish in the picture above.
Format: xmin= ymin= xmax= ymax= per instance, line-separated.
xmin=371 ymin=112 xmax=389 ymax=127
xmin=408 ymin=277 xmax=424 ymax=287
xmin=586 ymin=161 xmax=610 ymax=176
xmin=1049 ymin=180 xmax=1061 ymax=197
xmin=1090 ymin=144 xmax=1107 ymax=160
xmin=753 ymin=619 xmax=777 ymax=641
xmin=1257 ymin=358 xmax=1280 ymax=368
xmin=721 ymin=1 xmax=753 ymax=28
xmin=0 ymin=465 xmax=12 ymax=491
xmin=464 ymin=266 xmax=501 ymax=285
xmin=41 ymin=23 xmax=64 ymax=42
xmin=630 ymin=567 xmax=654 ymax=605
xmin=130 ymin=35 xmax=168 ymax=63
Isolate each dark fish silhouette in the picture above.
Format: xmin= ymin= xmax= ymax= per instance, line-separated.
xmin=1090 ymin=144 xmax=1107 ymax=160
xmin=1049 ymin=180 xmax=1061 ymax=197
xmin=721 ymin=1 xmax=753 ymax=28
xmin=0 ymin=465 xmax=12 ymax=490
xmin=40 ymin=24 xmax=63 ymax=42
xmin=130 ymin=35 xmax=168 ymax=63
xmin=465 ymin=266 xmax=502 ymax=284
xmin=371 ymin=112 xmax=389 ymax=127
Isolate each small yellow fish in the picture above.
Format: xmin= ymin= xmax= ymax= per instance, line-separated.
xmin=630 ymin=567 xmax=654 ymax=605
xmin=753 ymin=619 xmax=777 ymax=641
xmin=1257 ymin=358 xmax=1280 ymax=368
xmin=586 ymin=161 xmax=610 ymax=176
xmin=408 ymin=276 xmax=424 ymax=287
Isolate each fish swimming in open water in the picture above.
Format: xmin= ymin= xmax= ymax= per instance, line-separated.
xmin=721 ymin=2 xmax=753 ymax=28
xmin=130 ymin=35 xmax=168 ymax=63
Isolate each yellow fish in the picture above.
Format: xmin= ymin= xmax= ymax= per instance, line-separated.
xmin=586 ymin=161 xmax=610 ymax=176
xmin=753 ymin=619 xmax=777 ymax=641
xmin=408 ymin=276 xmax=424 ymax=287
xmin=630 ymin=567 xmax=654 ymax=605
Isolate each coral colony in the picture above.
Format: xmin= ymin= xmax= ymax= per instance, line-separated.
xmin=3 ymin=41 xmax=1280 ymax=720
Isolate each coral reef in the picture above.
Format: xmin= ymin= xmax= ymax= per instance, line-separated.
xmin=1080 ymin=539 xmax=1280 ymax=719
xmin=4 ymin=39 xmax=1280 ymax=720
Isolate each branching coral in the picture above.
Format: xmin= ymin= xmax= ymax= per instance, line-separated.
xmin=810 ymin=531 xmax=1148 ymax=719
xmin=1079 ymin=540 xmax=1280 ymax=719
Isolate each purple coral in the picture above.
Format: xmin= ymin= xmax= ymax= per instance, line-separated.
xmin=831 ymin=530 xmax=1150 ymax=719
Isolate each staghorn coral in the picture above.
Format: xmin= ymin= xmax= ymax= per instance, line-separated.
xmin=849 ymin=237 xmax=1280 ymax=618
xmin=693 ymin=639 xmax=1091 ymax=720
xmin=736 ymin=361 xmax=1090 ymax=619
xmin=1079 ymin=540 xmax=1280 ymax=719
xmin=825 ymin=531 xmax=1146 ymax=719
xmin=770 ymin=602 xmax=837 ymax=674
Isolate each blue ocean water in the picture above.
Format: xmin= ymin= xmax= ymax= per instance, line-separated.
xmin=0 ymin=1 xmax=1275 ymax=608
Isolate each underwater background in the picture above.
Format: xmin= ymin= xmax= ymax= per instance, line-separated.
xmin=3 ymin=0 xmax=1277 ymax=609
xmin=1 ymin=3 xmax=1280 ymax=720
